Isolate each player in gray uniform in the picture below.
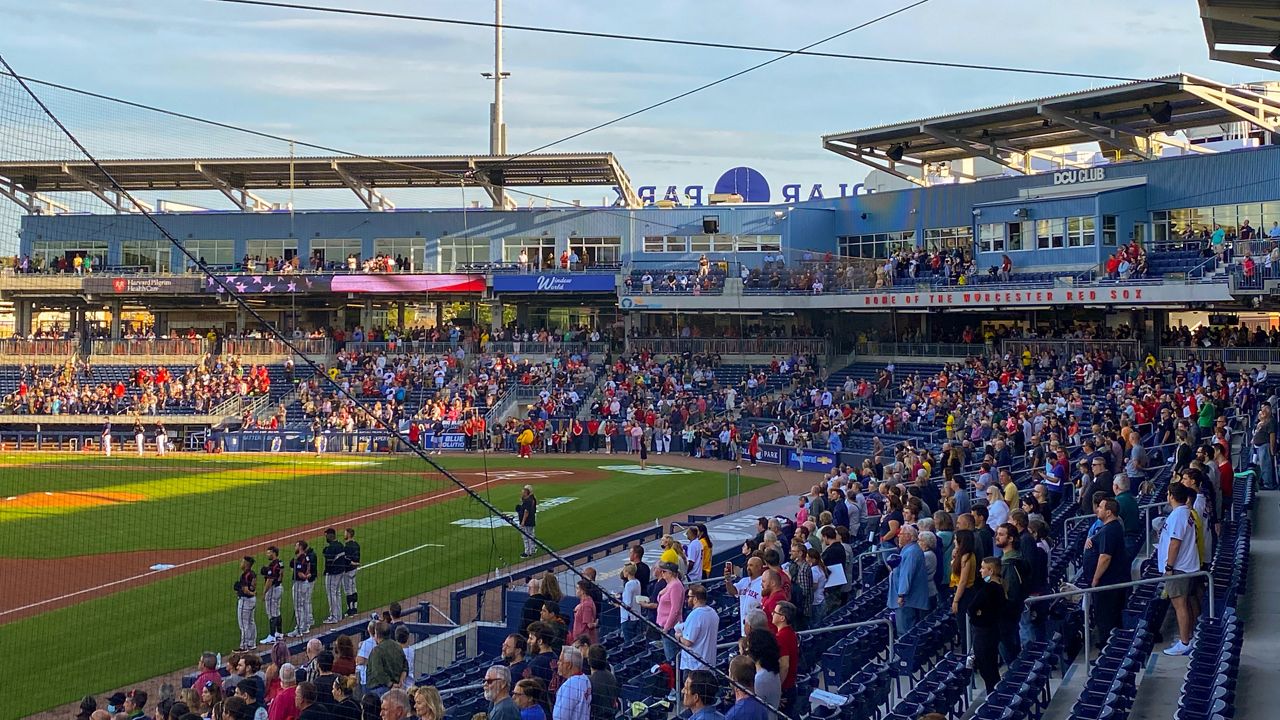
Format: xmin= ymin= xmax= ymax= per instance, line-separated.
xmin=321 ymin=528 xmax=346 ymax=624
xmin=342 ymin=528 xmax=361 ymax=617
xmin=288 ymin=540 xmax=315 ymax=637
xmin=259 ymin=545 xmax=284 ymax=644
xmin=235 ymin=556 xmax=258 ymax=651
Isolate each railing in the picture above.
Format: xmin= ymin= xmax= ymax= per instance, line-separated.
xmin=0 ymin=338 xmax=78 ymax=357
xmin=342 ymin=341 xmax=461 ymax=356
xmin=482 ymin=341 xmax=609 ymax=356
xmin=223 ymin=337 xmax=332 ymax=356
xmin=89 ymin=338 xmax=208 ymax=356
xmin=1026 ymin=570 xmax=1214 ymax=674
xmin=447 ymin=525 xmax=665 ymax=622
xmin=853 ymin=341 xmax=984 ymax=358
xmin=626 ymin=337 xmax=830 ymax=357
xmin=999 ymin=338 xmax=1141 ymax=361
xmin=1158 ymin=345 xmax=1280 ymax=365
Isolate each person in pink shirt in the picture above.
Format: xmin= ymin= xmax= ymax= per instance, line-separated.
xmin=571 ymin=580 xmax=599 ymax=645
xmin=267 ymin=663 xmax=299 ymax=720
xmin=641 ymin=562 xmax=684 ymax=665
xmin=193 ymin=652 xmax=222 ymax=697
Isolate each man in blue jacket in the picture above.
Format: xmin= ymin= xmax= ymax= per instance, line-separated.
xmin=887 ymin=524 xmax=930 ymax=635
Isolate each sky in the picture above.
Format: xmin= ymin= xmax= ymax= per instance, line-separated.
xmin=0 ymin=0 xmax=1266 ymax=211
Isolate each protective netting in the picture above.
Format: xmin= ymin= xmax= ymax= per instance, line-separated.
xmin=0 ymin=58 xmax=767 ymax=720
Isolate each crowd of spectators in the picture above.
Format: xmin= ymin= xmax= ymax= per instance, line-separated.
xmin=1 ymin=354 xmax=274 ymax=416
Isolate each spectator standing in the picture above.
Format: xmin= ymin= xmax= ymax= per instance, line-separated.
xmin=995 ymin=523 xmax=1028 ymax=662
xmin=744 ymin=628 xmax=782 ymax=710
xmin=485 ymin=666 xmax=520 ymax=720
xmin=725 ymin=656 xmax=770 ymax=720
xmin=641 ymin=562 xmax=683 ymax=665
xmin=1089 ymin=498 xmax=1130 ymax=648
xmin=571 ymin=580 xmax=599 ymax=645
xmin=619 ymin=564 xmax=643 ymax=642
xmin=724 ymin=555 xmax=764 ymax=636
xmin=968 ymin=558 xmax=1006 ymax=693
xmin=677 ymin=584 xmax=719 ymax=671
xmin=552 ymin=647 xmax=591 ymax=720
xmin=586 ymin=645 xmax=619 ymax=720
xmin=772 ymin=601 xmax=801 ymax=714
xmin=1159 ymin=483 xmax=1203 ymax=656
xmin=513 ymin=679 xmax=547 ymax=720
xmin=888 ymin=525 xmax=929 ymax=635
xmin=366 ymin=621 xmax=408 ymax=695
xmin=681 ymin=670 xmax=725 ymax=720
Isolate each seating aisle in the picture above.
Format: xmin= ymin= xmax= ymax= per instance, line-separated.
xmin=1233 ymin=489 xmax=1280 ymax=717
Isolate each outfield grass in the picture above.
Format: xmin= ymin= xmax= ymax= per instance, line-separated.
xmin=0 ymin=453 xmax=771 ymax=718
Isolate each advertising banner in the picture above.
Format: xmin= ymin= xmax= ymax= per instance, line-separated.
xmin=86 ymin=276 xmax=204 ymax=294
xmin=754 ymin=444 xmax=785 ymax=465
xmin=205 ymin=273 xmax=485 ymax=295
xmin=492 ymin=273 xmax=617 ymax=293
xmin=788 ymin=448 xmax=837 ymax=473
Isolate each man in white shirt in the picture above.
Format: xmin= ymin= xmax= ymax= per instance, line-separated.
xmin=676 ymin=585 xmax=719 ymax=671
xmin=1159 ymin=483 xmax=1202 ymax=656
xmin=724 ymin=556 xmax=763 ymax=635
xmin=684 ymin=527 xmax=704 ymax=581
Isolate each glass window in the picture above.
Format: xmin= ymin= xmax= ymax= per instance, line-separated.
xmin=1066 ymin=216 xmax=1095 ymax=247
xmin=643 ymin=236 xmax=689 ymax=253
xmin=924 ymin=226 xmax=973 ymax=252
xmin=1102 ymin=215 xmax=1118 ymax=246
xmin=1036 ymin=219 xmax=1066 ymax=249
xmin=501 ymin=237 xmax=554 ymax=268
xmin=373 ymin=238 xmax=425 ymax=271
xmin=439 ymin=236 xmax=492 ymax=271
xmin=734 ymin=235 xmax=781 ymax=252
xmin=31 ymin=240 xmax=110 ymax=270
xmin=309 ymin=238 xmax=362 ymax=269
xmin=838 ymin=231 xmax=915 ymax=259
xmin=979 ymin=224 xmax=1004 ymax=253
xmin=246 ymin=239 xmax=298 ymax=263
xmin=180 ymin=239 xmax=234 ymax=267
xmin=688 ymin=234 xmax=734 ymax=253
xmin=1008 ymin=222 xmax=1027 ymax=251
xmin=121 ymin=240 xmax=170 ymax=272
xmin=569 ymin=236 xmax=622 ymax=266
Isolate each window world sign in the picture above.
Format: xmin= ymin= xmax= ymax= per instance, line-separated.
xmin=1052 ymin=167 xmax=1106 ymax=185
xmin=492 ymin=274 xmax=617 ymax=292
xmin=859 ymin=285 xmax=1169 ymax=309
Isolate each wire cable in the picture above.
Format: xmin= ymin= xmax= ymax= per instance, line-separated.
xmin=200 ymin=0 xmax=1194 ymax=87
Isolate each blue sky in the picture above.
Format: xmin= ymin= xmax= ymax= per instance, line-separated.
xmin=0 ymin=0 xmax=1263 ymax=210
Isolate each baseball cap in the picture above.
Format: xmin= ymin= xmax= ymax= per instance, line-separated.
xmin=107 ymin=692 xmax=127 ymax=706
xmin=658 ymin=561 xmax=680 ymax=574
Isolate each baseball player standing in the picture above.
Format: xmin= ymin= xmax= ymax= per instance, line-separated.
xmin=134 ymin=419 xmax=146 ymax=457
xmin=342 ymin=528 xmax=361 ymax=617
xmin=155 ymin=422 xmax=168 ymax=456
xmin=259 ymin=545 xmax=284 ymax=644
xmin=235 ymin=556 xmax=258 ymax=651
xmin=288 ymin=540 xmax=315 ymax=637
xmin=101 ymin=418 xmax=112 ymax=457
xmin=321 ymin=528 xmax=347 ymax=624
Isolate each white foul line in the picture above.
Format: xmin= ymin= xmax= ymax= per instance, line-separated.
xmin=362 ymin=542 xmax=445 ymax=569
xmin=0 ymin=477 xmax=499 ymax=619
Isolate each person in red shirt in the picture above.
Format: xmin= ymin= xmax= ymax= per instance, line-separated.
xmin=773 ymin=601 xmax=801 ymax=714
xmin=759 ymin=569 xmax=789 ymax=634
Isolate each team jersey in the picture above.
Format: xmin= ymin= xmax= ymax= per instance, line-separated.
xmin=237 ymin=569 xmax=256 ymax=597
xmin=261 ymin=558 xmax=283 ymax=588
xmin=344 ymin=540 xmax=361 ymax=569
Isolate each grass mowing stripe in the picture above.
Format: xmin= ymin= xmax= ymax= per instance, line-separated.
xmin=2 ymin=465 xmax=770 ymax=717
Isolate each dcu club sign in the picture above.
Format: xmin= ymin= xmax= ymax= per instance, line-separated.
xmin=492 ymin=274 xmax=617 ymax=293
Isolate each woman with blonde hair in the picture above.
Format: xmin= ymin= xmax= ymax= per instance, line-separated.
xmin=412 ymin=685 xmax=446 ymax=720
xmin=329 ymin=675 xmax=361 ymax=719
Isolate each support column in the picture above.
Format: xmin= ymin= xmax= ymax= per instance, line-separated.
xmin=14 ymin=301 xmax=31 ymax=337
xmin=110 ymin=300 xmax=123 ymax=340
xmin=435 ymin=302 xmax=444 ymax=328
xmin=489 ymin=299 xmax=503 ymax=333
xmin=235 ymin=306 xmax=247 ymax=334
xmin=361 ymin=299 xmax=374 ymax=329
xmin=397 ymin=302 xmax=407 ymax=330
xmin=154 ymin=311 xmax=169 ymax=336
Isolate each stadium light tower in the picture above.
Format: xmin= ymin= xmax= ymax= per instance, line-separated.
xmin=481 ymin=0 xmax=511 ymax=208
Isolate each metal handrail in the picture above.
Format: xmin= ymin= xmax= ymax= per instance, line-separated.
xmin=714 ymin=616 xmax=894 ymax=650
xmin=1026 ymin=569 xmax=1215 ymax=674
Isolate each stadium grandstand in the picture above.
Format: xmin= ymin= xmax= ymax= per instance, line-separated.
xmin=0 ymin=3 xmax=1278 ymax=720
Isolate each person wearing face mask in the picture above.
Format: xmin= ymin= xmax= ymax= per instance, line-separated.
xmin=967 ymin=557 xmax=1005 ymax=693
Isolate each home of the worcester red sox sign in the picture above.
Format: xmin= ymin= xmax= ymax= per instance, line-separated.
xmin=861 ymin=286 xmax=1152 ymax=308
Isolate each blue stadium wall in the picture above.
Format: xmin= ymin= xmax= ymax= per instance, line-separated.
xmin=19 ymin=144 xmax=1280 ymax=271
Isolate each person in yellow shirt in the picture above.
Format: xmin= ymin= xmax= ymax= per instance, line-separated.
xmin=1002 ymin=470 xmax=1019 ymax=506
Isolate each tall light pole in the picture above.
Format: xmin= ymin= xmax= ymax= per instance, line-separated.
xmin=481 ymin=0 xmax=510 ymax=208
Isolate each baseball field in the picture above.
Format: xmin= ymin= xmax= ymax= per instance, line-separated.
xmin=0 ymin=451 xmax=772 ymax=718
